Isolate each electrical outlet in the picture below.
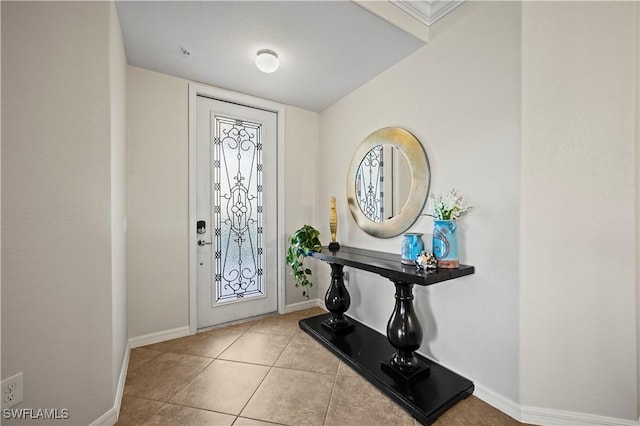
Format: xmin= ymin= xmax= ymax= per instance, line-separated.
xmin=2 ymin=372 xmax=23 ymax=409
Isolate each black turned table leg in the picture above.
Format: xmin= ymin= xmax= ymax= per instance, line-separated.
xmin=381 ymin=280 xmax=430 ymax=381
xmin=321 ymin=263 xmax=354 ymax=334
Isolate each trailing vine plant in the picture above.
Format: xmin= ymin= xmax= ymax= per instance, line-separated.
xmin=286 ymin=225 xmax=321 ymax=299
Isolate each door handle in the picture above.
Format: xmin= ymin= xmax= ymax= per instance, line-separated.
xmin=198 ymin=240 xmax=212 ymax=246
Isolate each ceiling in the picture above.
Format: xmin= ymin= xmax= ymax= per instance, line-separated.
xmin=115 ymin=1 xmax=426 ymax=112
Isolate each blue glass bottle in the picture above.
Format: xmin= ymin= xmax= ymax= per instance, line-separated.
xmin=401 ymin=233 xmax=424 ymax=265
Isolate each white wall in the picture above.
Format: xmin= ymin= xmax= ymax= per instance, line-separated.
xmin=127 ymin=66 xmax=320 ymax=338
xmin=520 ymin=2 xmax=639 ymax=420
xmin=318 ymin=0 xmax=522 ymax=404
xmin=109 ymin=2 xmax=128 ymax=393
xmin=127 ymin=67 xmax=190 ymax=338
xmin=1 ymin=1 xmax=127 ymax=423
xmin=283 ymin=106 xmax=320 ymax=304
xmin=317 ymin=1 xmax=640 ymax=422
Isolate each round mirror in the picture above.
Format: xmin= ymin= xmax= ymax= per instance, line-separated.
xmin=347 ymin=127 xmax=430 ymax=238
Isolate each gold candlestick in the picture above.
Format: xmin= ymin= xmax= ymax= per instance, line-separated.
xmin=329 ymin=196 xmax=340 ymax=251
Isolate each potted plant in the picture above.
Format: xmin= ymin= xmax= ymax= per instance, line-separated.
xmin=286 ymin=225 xmax=321 ymax=299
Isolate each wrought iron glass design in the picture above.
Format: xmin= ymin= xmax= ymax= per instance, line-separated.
xmin=355 ymin=145 xmax=384 ymax=223
xmin=212 ymin=116 xmax=264 ymax=303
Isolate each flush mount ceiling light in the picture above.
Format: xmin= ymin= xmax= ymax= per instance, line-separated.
xmin=255 ymin=49 xmax=279 ymax=73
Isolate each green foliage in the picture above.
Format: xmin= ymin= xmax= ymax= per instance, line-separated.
xmin=285 ymin=225 xmax=321 ymax=299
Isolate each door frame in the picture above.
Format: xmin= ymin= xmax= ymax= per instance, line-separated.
xmin=188 ymin=83 xmax=286 ymax=334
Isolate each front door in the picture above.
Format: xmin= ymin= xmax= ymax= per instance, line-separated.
xmin=196 ymin=96 xmax=278 ymax=328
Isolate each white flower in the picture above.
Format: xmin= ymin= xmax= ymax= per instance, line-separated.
xmin=426 ymin=188 xmax=471 ymax=220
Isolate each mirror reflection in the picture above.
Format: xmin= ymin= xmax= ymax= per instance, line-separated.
xmin=355 ymin=144 xmax=411 ymax=223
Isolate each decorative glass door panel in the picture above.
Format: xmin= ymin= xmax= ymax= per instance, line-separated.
xmin=196 ymin=95 xmax=277 ymax=329
xmin=213 ymin=116 xmax=264 ymax=303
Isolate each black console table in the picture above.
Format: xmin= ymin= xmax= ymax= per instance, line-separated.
xmin=299 ymin=245 xmax=475 ymax=425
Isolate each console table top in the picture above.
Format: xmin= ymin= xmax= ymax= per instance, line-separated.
xmin=310 ymin=245 xmax=474 ymax=286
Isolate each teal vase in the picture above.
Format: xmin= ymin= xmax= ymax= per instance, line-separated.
xmin=432 ymin=220 xmax=459 ymax=268
xmin=401 ymin=233 xmax=424 ymax=265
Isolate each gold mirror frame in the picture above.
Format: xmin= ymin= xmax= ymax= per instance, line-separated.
xmin=347 ymin=127 xmax=430 ymax=238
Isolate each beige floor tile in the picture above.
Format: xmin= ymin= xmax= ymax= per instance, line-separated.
xmin=247 ymin=314 xmax=301 ymax=336
xmin=289 ymin=329 xmax=319 ymax=345
xmin=218 ymin=332 xmax=291 ymax=366
xmin=115 ymin=395 xmax=164 ymax=426
xmin=143 ymin=403 xmax=235 ymax=425
xmin=288 ymin=307 xmax=326 ymax=319
xmin=170 ymin=359 xmax=269 ymax=415
xmin=433 ymin=396 xmax=524 ymax=426
xmin=120 ymin=312 xmax=527 ymax=426
xmin=206 ymin=321 xmax=254 ymax=333
xmin=274 ymin=337 xmax=339 ymax=375
xmin=233 ymin=417 xmax=285 ymax=426
xmin=145 ymin=327 xmax=245 ymax=358
xmin=336 ymin=360 xmax=359 ymax=377
xmin=124 ymin=352 xmax=212 ymax=401
xmin=128 ymin=348 xmax=164 ymax=373
xmin=324 ymin=374 xmax=414 ymax=426
xmin=240 ymin=367 xmax=334 ymax=426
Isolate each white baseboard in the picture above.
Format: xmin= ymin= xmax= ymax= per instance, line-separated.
xmin=90 ymin=342 xmax=131 ymax=426
xmin=520 ymin=406 xmax=639 ymax=426
xmin=90 ymin=407 xmax=117 ymax=426
xmin=129 ymin=326 xmax=191 ymax=348
xmin=473 ymin=387 xmax=639 ymax=426
xmin=284 ymin=298 xmax=324 ymax=313
xmin=113 ymin=342 xmax=131 ymax=420
xmin=472 ymin=382 xmax=521 ymax=422
xmin=432 ymin=358 xmax=639 ymax=426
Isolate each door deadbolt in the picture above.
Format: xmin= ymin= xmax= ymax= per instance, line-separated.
xmin=197 ymin=220 xmax=206 ymax=234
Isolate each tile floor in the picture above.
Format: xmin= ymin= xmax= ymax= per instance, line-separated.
xmin=116 ymin=307 xmax=523 ymax=426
